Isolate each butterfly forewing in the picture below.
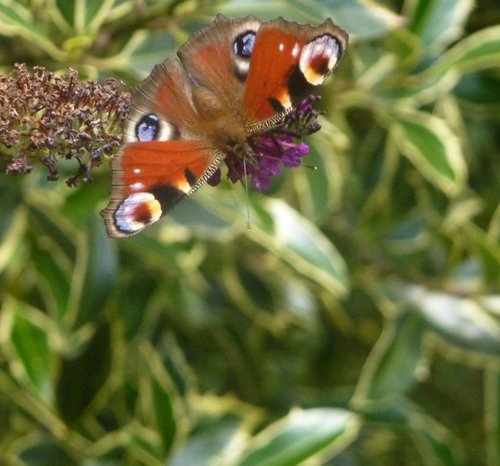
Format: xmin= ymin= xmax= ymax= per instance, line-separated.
xmin=100 ymin=57 xmax=223 ymax=238
xmin=177 ymin=15 xmax=262 ymax=116
xmin=242 ymin=18 xmax=348 ymax=124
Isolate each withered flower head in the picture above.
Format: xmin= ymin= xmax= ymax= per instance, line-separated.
xmin=0 ymin=63 xmax=130 ymax=185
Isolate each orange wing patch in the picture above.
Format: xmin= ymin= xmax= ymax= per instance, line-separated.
xmin=101 ymin=140 xmax=222 ymax=238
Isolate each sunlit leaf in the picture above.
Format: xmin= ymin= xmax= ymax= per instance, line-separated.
xmin=256 ymin=199 xmax=348 ymax=295
xmin=401 ymin=285 xmax=500 ymax=356
xmin=237 ymin=408 xmax=359 ymax=466
xmin=219 ymin=0 xmax=404 ymax=39
xmin=178 ymin=190 xmax=348 ymax=296
xmin=391 ymin=110 xmax=467 ymax=195
xmin=408 ymin=0 xmax=474 ymax=51
xmin=0 ymin=205 xmax=27 ymax=275
xmin=422 ymin=25 xmax=500 ymax=79
xmin=170 ymin=418 xmax=243 ymax=466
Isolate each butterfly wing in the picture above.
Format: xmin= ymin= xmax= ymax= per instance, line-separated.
xmin=101 ymin=57 xmax=224 ymax=238
xmin=177 ymin=15 xmax=263 ymax=118
xmin=102 ymin=16 xmax=348 ymax=238
xmin=176 ymin=15 xmax=348 ymax=126
xmin=243 ymin=17 xmax=349 ymax=125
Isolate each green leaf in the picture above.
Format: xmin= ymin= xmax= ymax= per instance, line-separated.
xmin=384 ymin=213 xmax=428 ymax=252
xmin=0 ymin=2 xmax=65 ymax=60
xmin=354 ymin=309 xmax=426 ymax=401
xmin=56 ymin=0 xmax=108 ymax=30
xmin=391 ymin=110 xmax=467 ymax=196
xmin=169 ymin=194 xmax=239 ymax=241
xmin=454 ymin=73 xmax=500 ymax=107
xmin=112 ymin=29 xmax=178 ymax=78
xmin=75 ymin=217 xmax=118 ymax=326
xmin=360 ymin=398 xmax=420 ymax=425
xmin=29 ymin=232 xmax=73 ymax=322
xmin=402 ymin=285 xmax=500 ymax=356
xmin=410 ymin=412 xmax=466 ymax=466
xmin=28 ymin=197 xmax=117 ymax=328
xmin=325 ymin=0 xmax=405 ymax=40
xmin=422 ymin=25 xmax=500 ymax=79
xmin=257 ymin=199 xmax=347 ymax=295
xmin=179 ymin=190 xmax=348 ymax=296
xmin=358 ymin=400 xmax=465 ymax=465
xmin=466 ymin=223 xmax=500 ymax=286
xmin=237 ymin=408 xmax=358 ymax=466
xmin=170 ymin=418 xmax=243 ymax=466
xmin=19 ymin=439 xmax=77 ymax=466
xmin=294 ymin=119 xmax=349 ymax=221
xmin=485 ymin=367 xmax=500 ymax=466
xmin=219 ymin=0 xmax=403 ymax=39
xmin=118 ymin=272 xmax=158 ymax=340
xmin=0 ymin=205 xmax=27 ymax=276
xmin=55 ymin=321 xmax=112 ymax=423
xmin=1 ymin=297 xmax=52 ymax=402
xmin=238 ymin=195 xmax=347 ymax=295
xmin=140 ymin=344 xmax=178 ymax=459
xmin=408 ymin=0 xmax=474 ymax=51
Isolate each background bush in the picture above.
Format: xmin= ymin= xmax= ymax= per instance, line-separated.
xmin=1 ymin=0 xmax=499 ymax=465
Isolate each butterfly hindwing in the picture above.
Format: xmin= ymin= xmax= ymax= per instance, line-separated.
xmin=243 ymin=18 xmax=348 ymax=124
xmin=102 ymin=141 xmax=223 ymax=237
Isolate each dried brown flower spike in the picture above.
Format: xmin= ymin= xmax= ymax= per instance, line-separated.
xmin=0 ymin=64 xmax=130 ymax=185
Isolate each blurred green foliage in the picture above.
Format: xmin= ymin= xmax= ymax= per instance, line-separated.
xmin=1 ymin=0 xmax=500 ymax=465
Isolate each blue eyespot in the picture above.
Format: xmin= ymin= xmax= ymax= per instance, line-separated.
xmin=136 ymin=114 xmax=160 ymax=141
xmin=233 ymin=31 xmax=256 ymax=58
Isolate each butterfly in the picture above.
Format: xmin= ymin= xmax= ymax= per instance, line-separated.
xmin=101 ymin=14 xmax=348 ymax=238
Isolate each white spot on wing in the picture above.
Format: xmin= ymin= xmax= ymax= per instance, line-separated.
xmin=115 ymin=192 xmax=161 ymax=234
xmin=130 ymin=182 xmax=145 ymax=191
xmin=158 ymin=120 xmax=177 ymax=141
xmin=300 ymin=35 xmax=340 ymax=86
xmin=234 ymin=57 xmax=250 ymax=78
xmin=176 ymin=179 xmax=191 ymax=194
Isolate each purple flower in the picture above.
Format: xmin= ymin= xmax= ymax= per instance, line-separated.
xmin=207 ymin=167 xmax=221 ymax=186
xmin=215 ymin=95 xmax=322 ymax=190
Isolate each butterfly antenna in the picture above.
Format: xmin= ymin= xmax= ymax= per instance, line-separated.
xmin=300 ymin=162 xmax=318 ymax=170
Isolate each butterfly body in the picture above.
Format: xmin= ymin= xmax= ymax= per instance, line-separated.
xmin=101 ymin=15 xmax=348 ymax=238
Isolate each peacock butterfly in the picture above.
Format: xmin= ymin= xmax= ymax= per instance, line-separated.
xmin=101 ymin=14 xmax=348 ymax=238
